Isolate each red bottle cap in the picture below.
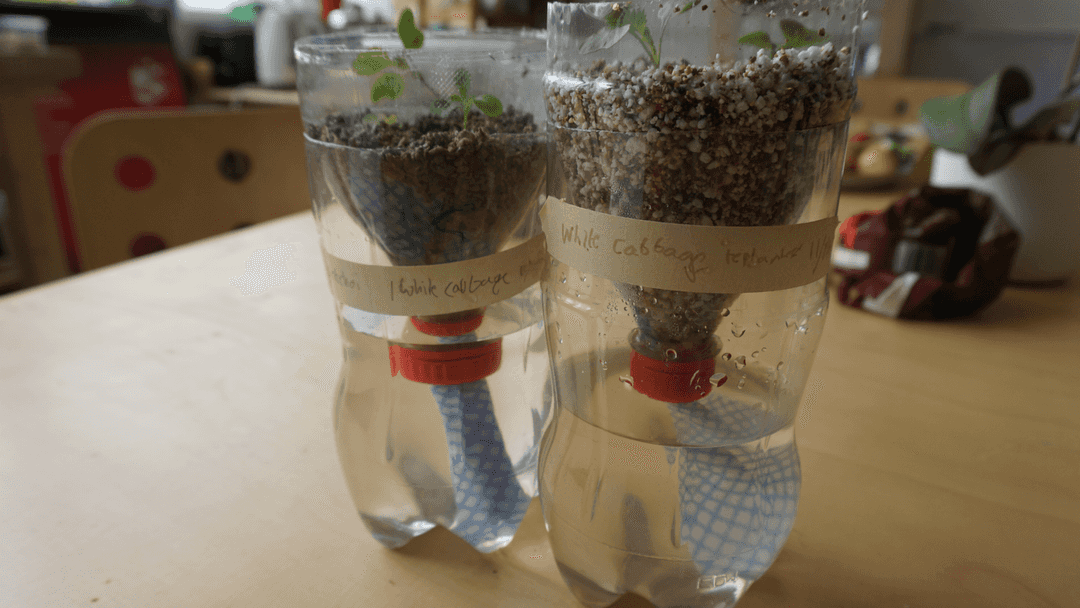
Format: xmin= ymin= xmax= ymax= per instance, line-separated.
xmin=389 ymin=341 xmax=502 ymax=385
xmin=630 ymin=350 xmax=715 ymax=403
xmin=410 ymin=310 xmax=485 ymax=337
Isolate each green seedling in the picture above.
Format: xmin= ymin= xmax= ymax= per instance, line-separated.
xmin=738 ymin=20 xmax=830 ymax=53
xmin=352 ymin=8 xmax=503 ymax=129
xmin=429 ymin=69 xmax=504 ymax=129
xmin=581 ymin=1 xmax=828 ymax=66
xmin=579 ymin=0 xmax=708 ymax=67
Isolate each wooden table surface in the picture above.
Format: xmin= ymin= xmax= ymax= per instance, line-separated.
xmin=2 ymin=191 xmax=1077 ymax=608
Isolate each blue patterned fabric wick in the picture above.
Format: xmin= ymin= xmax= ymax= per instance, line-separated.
xmin=433 ymin=378 xmax=532 ymax=550
xmin=344 ymin=143 xmax=530 ymax=550
xmin=666 ymin=395 xmax=799 ymax=580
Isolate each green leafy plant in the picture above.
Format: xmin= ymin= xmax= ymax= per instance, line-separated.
xmin=579 ymin=0 xmax=704 ymax=67
xmin=737 ymin=20 xmax=830 ymax=53
xmin=580 ymin=2 xmax=829 ymax=66
xmin=352 ymin=8 xmax=503 ymax=129
xmin=429 ymin=68 xmax=504 ymax=129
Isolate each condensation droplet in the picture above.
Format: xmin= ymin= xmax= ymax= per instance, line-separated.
xmin=731 ymin=326 xmax=746 ymax=338
xmin=776 ymin=361 xmax=784 ymax=370
xmin=665 ymin=348 xmax=678 ymax=360
xmin=619 ymin=375 xmax=634 ymax=388
xmin=737 ymin=376 xmax=746 ymax=389
xmin=560 ymin=273 xmax=567 ymax=284
xmin=721 ymin=308 xmax=731 ymax=317
xmin=709 ymin=373 xmax=728 ymax=387
xmin=755 ymin=322 xmax=762 ymax=327
xmin=761 ymin=347 xmax=767 ymax=352
xmin=734 ymin=355 xmax=747 ymax=370
xmin=721 ymin=353 xmax=732 ymax=361
xmin=650 ymin=297 xmax=658 ymax=305
xmin=751 ymin=350 xmax=759 ymax=359
xmin=601 ymin=359 xmax=609 ymax=370
xmin=785 ymin=319 xmax=794 ymax=328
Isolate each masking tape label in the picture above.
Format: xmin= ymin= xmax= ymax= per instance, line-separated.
xmin=322 ymin=234 xmax=547 ymax=316
xmin=540 ymin=197 xmax=837 ymax=293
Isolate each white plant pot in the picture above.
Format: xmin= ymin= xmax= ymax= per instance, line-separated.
xmin=930 ymin=144 xmax=1080 ymax=283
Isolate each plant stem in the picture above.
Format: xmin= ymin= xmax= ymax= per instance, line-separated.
xmin=656 ymin=18 xmax=671 ymax=66
xmin=630 ymin=31 xmax=658 ymax=67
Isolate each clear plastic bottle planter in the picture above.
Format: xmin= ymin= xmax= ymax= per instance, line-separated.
xmin=539 ymin=1 xmax=864 ymax=605
xmin=296 ymin=28 xmax=552 ymax=552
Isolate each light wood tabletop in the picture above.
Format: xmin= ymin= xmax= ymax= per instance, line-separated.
xmin=1 ymin=191 xmax=1077 ymax=608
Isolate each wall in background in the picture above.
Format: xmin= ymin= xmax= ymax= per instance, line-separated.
xmin=915 ymin=0 xmax=1080 ymax=32
xmin=171 ymin=0 xmax=396 ymax=62
xmin=907 ymin=0 xmax=1079 ymax=123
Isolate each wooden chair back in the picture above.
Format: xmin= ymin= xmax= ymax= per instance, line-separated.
xmin=64 ymin=106 xmax=311 ymax=272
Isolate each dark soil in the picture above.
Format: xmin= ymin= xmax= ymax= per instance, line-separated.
xmin=305 ymin=107 xmax=547 ymax=266
xmin=308 ymin=106 xmax=540 ymax=150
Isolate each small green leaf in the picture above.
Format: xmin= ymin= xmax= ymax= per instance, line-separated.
xmin=384 ymin=115 xmax=398 ymax=125
xmin=431 ymin=98 xmax=453 ymax=115
xmin=474 ymin=94 xmax=503 ymax=117
xmin=371 ymin=72 xmax=405 ymax=102
xmin=363 ymin=114 xmax=379 ymax=123
xmin=353 ymin=51 xmax=394 ymax=75
xmin=449 ymin=93 xmax=463 ymax=103
xmin=453 ymin=68 xmax=471 ymax=97
xmin=397 ymin=8 xmax=424 ymax=49
xmin=737 ymin=31 xmax=776 ymax=53
xmin=780 ymin=19 xmax=827 ymax=49
xmin=394 ymin=57 xmax=410 ymax=70
xmin=626 ymin=9 xmax=656 ymax=55
xmin=604 ymin=10 xmax=624 ymax=28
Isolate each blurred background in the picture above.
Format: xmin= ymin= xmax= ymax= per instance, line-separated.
xmin=1 ymin=0 xmax=1077 ymax=295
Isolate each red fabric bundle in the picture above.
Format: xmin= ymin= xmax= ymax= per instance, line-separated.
xmin=832 ymin=186 xmax=1021 ymax=319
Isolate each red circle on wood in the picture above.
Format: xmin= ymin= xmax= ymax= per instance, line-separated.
xmin=114 ymin=156 xmax=156 ymax=191
xmin=130 ymin=233 xmax=167 ymax=258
